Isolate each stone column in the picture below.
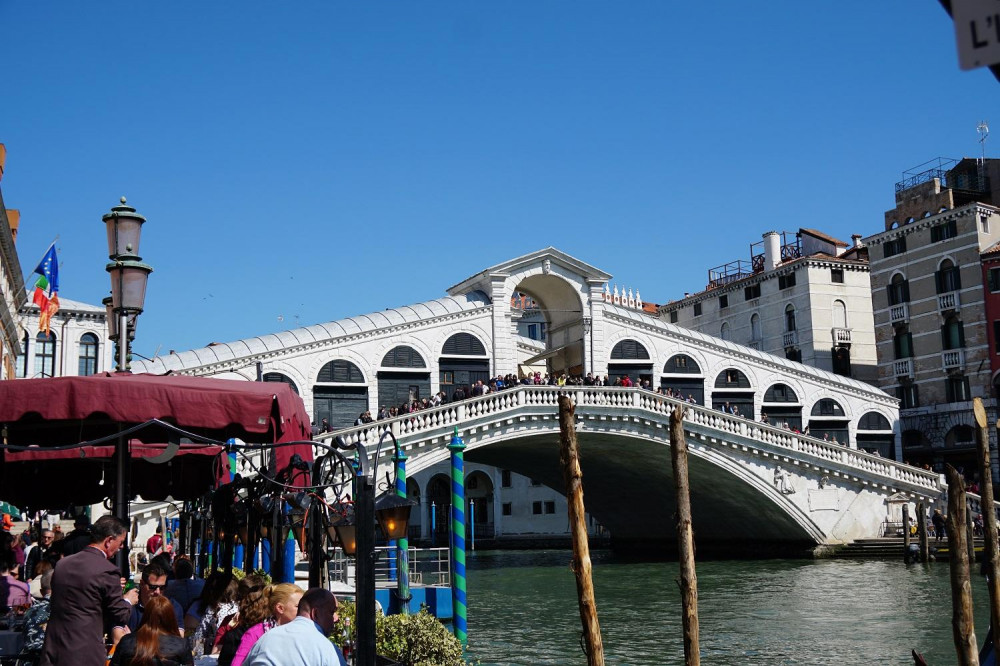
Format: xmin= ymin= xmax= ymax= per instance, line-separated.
xmin=490 ymin=274 xmax=515 ymax=377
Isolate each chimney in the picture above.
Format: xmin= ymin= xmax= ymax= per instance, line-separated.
xmin=852 ymin=234 xmax=863 ymax=248
xmin=763 ymin=231 xmax=781 ymax=271
xmin=6 ymin=210 xmax=18 ymax=243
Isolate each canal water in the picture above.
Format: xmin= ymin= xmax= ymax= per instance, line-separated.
xmin=464 ymin=550 xmax=992 ymax=665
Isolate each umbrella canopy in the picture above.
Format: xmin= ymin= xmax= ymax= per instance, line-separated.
xmin=0 ymin=372 xmax=313 ymax=509
xmin=0 ymin=501 xmax=22 ymax=520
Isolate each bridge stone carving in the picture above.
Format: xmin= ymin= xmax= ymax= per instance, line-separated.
xmin=318 ymin=385 xmax=945 ymax=550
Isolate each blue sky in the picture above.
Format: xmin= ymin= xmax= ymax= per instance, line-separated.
xmin=3 ymin=2 xmax=999 ymax=359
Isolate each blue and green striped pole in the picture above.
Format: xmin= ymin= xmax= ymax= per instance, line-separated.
xmin=448 ymin=427 xmax=468 ymax=645
xmin=395 ymin=447 xmax=411 ymax=614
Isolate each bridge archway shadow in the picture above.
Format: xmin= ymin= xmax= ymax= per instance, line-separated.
xmin=467 ymin=431 xmax=818 ymax=558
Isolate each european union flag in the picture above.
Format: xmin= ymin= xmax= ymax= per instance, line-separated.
xmin=33 ymin=244 xmax=58 ymax=293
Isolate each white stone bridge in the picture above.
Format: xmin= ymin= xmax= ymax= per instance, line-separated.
xmin=317 ymin=385 xmax=946 ymax=553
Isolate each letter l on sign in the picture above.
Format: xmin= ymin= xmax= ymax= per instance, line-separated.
xmin=954 ymin=0 xmax=1000 ymax=70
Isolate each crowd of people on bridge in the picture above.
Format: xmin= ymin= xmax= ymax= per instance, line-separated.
xmin=1 ymin=515 xmax=347 ymax=666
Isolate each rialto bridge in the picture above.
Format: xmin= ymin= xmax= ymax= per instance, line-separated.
xmin=135 ymin=248 xmax=952 ymax=550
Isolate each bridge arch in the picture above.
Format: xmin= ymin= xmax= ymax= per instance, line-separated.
xmin=660 ymin=353 xmax=705 ymax=404
xmin=711 ymin=367 xmax=755 ymax=417
xmin=466 ymin=470 xmax=496 ymax=540
xmin=313 ymin=358 xmax=369 ymax=429
xmin=438 ymin=331 xmax=491 ymax=401
xmin=426 ymin=473 xmax=451 ymax=543
xmin=508 ymin=269 xmax=588 ymax=377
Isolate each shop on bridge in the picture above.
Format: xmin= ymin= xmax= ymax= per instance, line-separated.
xmin=856 ymin=411 xmax=894 ymax=458
xmin=312 ymin=360 xmax=369 ymax=429
xmin=660 ymin=353 xmax=704 ymax=404
xmin=761 ymin=383 xmax=801 ymax=430
xmin=439 ymin=333 xmax=490 ymax=402
xmin=378 ymin=345 xmax=431 ymax=410
xmin=607 ymin=339 xmax=653 ymax=385
xmin=808 ymin=398 xmax=850 ymax=443
xmin=711 ymin=368 xmax=754 ymax=418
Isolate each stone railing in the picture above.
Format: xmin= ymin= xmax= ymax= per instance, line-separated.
xmin=832 ymin=327 xmax=852 ymax=345
xmin=317 ymin=386 xmax=943 ymax=494
xmin=893 ymin=358 xmax=914 ymax=379
xmin=938 ymin=291 xmax=960 ymax=312
xmin=942 ymin=349 xmax=965 ymax=370
xmin=889 ymin=303 xmax=909 ymax=324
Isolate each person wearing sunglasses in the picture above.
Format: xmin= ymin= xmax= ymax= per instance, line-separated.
xmin=127 ymin=563 xmax=184 ymax=633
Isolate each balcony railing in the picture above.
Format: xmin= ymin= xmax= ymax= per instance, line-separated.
xmin=893 ymin=358 xmax=914 ymax=379
xmin=747 ymin=340 xmax=761 ymax=351
xmin=938 ymin=291 xmax=960 ymax=312
xmin=832 ymin=327 xmax=852 ymax=345
xmin=942 ymin=349 xmax=965 ymax=370
xmin=783 ymin=331 xmax=798 ymax=348
xmin=889 ymin=303 xmax=909 ymax=324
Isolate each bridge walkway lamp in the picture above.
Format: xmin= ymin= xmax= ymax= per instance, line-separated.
xmin=102 ymin=197 xmax=153 ymax=577
xmin=316 ymin=432 xmax=416 ymax=666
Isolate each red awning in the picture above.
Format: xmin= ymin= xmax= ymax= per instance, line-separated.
xmin=0 ymin=373 xmax=313 ymax=509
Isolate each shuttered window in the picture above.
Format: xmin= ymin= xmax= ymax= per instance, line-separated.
xmin=610 ymin=339 xmax=650 ymax=360
xmin=381 ymin=346 xmax=426 ymax=368
xmin=442 ymin=333 xmax=487 ymax=356
xmin=317 ymin=360 xmax=365 ymax=383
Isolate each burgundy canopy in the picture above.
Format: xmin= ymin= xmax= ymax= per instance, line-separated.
xmin=0 ymin=372 xmax=313 ymax=509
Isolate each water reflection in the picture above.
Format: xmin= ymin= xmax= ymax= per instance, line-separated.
xmin=466 ymin=551 xmax=991 ymax=666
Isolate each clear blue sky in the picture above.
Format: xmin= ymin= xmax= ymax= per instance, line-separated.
xmin=2 ymin=2 xmax=999 ymax=359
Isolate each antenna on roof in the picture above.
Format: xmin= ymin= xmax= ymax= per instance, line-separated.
xmin=978 ymin=120 xmax=989 ymax=189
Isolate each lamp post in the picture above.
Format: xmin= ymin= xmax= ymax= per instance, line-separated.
xmin=102 ymin=197 xmax=153 ymax=576
xmin=324 ymin=432 xmax=415 ymax=666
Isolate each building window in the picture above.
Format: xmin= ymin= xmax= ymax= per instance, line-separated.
xmin=669 ymin=311 xmax=678 ymax=324
xmin=831 ymin=268 xmax=844 ymax=284
xmin=893 ymin=329 xmax=914 ymax=359
xmin=887 ymin=274 xmax=910 ymax=305
xmin=946 ymin=375 xmax=971 ymax=403
xmin=883 ymin=237 xmax=907 ymax=258
xmin=17 ymin=331 xmax=29 ymax=378
xmin=995 ymin=321 xmax=1000 ymax=353
xmin=744 ymin=284 xmax=761 ymax=301
xmin=502 ymin=503 xmax=512 ymax=516
xmin=982 ymin=215 xmax=991 ymax=233
xmin=501 ymin=470 xmax=512 ymax=488
xmin=719 ymin=295 xmax=729 ymax=310
xmin=935 ymin=260 xmax=962 ymax=294
xmin=532 ymin=501 xmax=542 ymax=515
xmin=34 ymin=331 xmax=56 ymax=378
xmin=785 ymin=305 xmax=796 ymax=332
xmin=78 ymin=333 xmax=99 ymax=376
xmin=785 ymin=348 xmax=802 ymax=362
xmin=897 ymin=384 xmax=919 ymax=409
xmin=440 ymin=371 xmax=454 ymax=385
xmin=543 ymin=501 xmax=556 ymax=514
xmin=941 ymin=317 xmax=966 ymax=350
xmin=693 ymin=302 xmax=702 ymax=317
xmin=931 ymin=220 xmax=958 ymax=242
xmin=720 ymin=322 xmax=731 ymax=340
xmin=750 ymin=313 xmax=761 ymax=342
xmin=778 ymin=273 xmax=796 ymax=290
xmin=989 ymin=267 xmax=1000 ymax=292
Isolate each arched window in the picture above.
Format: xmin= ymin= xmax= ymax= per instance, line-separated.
xmin=750 ymin=313 xmax=761 ymax=342
xmin=858 ymin=412 xmax=892 ymax=431
xmin=78 ymin=333 xmax=99 ymax=376
xmin=935 ymin=259 xmax=961 ymax=294
xmin=764 ymin=384 xmax=798 ymax=403
xmin=888 ymin=273 xmax=910 ymax=305
xmin=832 ymin=300 xmax=847 ymax=329
xmin=610 ymin=339 xmax=650 ymax=360
xmin=811 ymin=399 xmax=845 ymax=417
xmin=442 ymin=333 xmax=487 ymax=356
xmin=317 ymin=360 xmax=365 ymax=383
xmin=941 ymin=316 xmax=965 ymax=350
xmin=784 ymin=305 xmax=796 ymax=333
xmin=720 ymin=322 xmax=731 ymax=341
xmin=35 ymin=331 xmax=56 ymax=378
xmin=380 ymin=346 xmax=426 ymax=368
xmin=663 ymin=354 xmax=700 ymax=374
xmin=263 ymin=371 xmax=300 ymax=394
xmin=715 ymin=368 xmax=751 ymax=389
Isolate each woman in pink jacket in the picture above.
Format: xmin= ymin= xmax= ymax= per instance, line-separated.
xmin=230 ymin=583 xmax=304 ymax=666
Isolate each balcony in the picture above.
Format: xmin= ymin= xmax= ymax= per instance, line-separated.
xmin=938 ymin=291 xmax=960 ymax=313
xmin=889 ymin=303 xmax=909 ymax=324
xmin=942 ymin=349 xmax=965 ymax=370
xmin=782 ymin=331 xmax=798 ymax=348
xmin=893 ymin=358 xmax=914 ymax=379
xmin=832 ymin=327 xmax=852 ymax=345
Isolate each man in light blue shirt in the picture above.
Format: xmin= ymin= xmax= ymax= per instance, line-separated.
xmin=246 ymin=588 xmax=347 ymax=666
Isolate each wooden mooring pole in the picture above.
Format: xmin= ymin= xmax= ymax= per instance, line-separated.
xmin=918 ymin=501 xmax=930 ymax=563
xmin=903 ymin=503 xmax=912 ymax=563
xmin=976 ymin=397 xmax=1000 ymax=657
xmin=557 ymin=395 xmax=605 ymax=666
xmin=945 ymin=463 xmax=979 ymax=666
xmin=670 ymin=405 xmax=701 ymax=666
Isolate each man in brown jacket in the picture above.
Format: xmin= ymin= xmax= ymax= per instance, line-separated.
xmin=39 ymin=515 xmax=133 ymax=666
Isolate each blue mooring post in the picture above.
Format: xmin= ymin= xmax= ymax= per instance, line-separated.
xmin=282 ymin=529 xmax=296 ymax=583
xmin=395 ymin=446 xmax=411 ymax=614
xmin=431 ymin=501 xmax=437 ymax=547
xmin=470 ymin=499 xmax=476 ymax=552
xmin=447 ymin=427 xmax=468 ymax=646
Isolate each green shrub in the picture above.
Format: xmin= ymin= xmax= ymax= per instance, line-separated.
xmin=331 ymin=601 xmax=473 ymax=666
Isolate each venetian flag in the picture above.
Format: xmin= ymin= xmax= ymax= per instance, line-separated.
xmin=31 ymin=244 xmax=60 ymax=335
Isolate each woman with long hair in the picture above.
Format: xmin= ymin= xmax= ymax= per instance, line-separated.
xmin=110 ymin=595 xmax=193 ymax=666
xmin=229 ymin=583 xmax=304 ymax=666
xmin=213 ymin=574 xmax=269 ymax=665
xmin=186 ymin=572 xmax=237 ymax=658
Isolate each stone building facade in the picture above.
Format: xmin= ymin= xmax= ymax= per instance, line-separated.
xmin=864 ymin=157 xmax=1000 ymax=477
xmin=17 ymin=295 xmax=113 ymax=378
xmin=0 ymin=145 xmax=26 ymax=380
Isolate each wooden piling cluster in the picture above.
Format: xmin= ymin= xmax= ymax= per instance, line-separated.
xmin=976 ymin=398 xmax=1000 ymax=657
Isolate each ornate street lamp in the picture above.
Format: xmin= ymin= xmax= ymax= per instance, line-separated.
xmin=103 ymin=197 xmax=152 ymax=373
xmin=102 ymin=197 xmax=153 ymax=576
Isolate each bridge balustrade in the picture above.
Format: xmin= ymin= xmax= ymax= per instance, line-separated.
xmin=316 ymin=385 xmax=943 ymax=494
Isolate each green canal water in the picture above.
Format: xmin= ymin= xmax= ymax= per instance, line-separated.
xmin=464 ymin=550 xmax=992 ymax=665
